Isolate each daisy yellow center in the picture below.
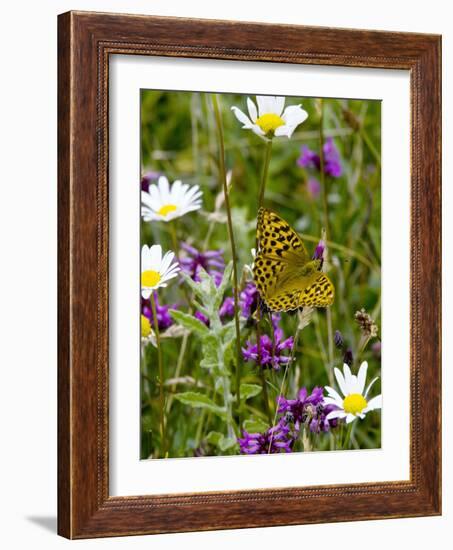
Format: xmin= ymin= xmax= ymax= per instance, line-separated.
xmin=141 ymin=270 xmax=161 ymax=288
xmin=343 ymin=393 xmax=367 ymax=415
xmin=256 ymin=113 xmax=285 ymax=134
xmin=141 ymin=315 xmax=151 ymax=338
xmin=158 ymin=204 xmax=178 ymax=216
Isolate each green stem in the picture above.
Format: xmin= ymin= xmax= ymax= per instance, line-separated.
xmin=360 ymin=127 xmax=381 ymax=167
xmin=343 ymin=421 xmax=354 ymax=450
xmin=150 ymin=292 xmax=167 ymax=457
xmin=258 ymin=139 xmax=273 ymax=211
xmin=211 ymin=94 xmax=242 ymax=412
xmin=259 ymin=369 xmax=272 ymax=424
xmin=318 ymin=100 xmax=335 ymax=380
xmin=255 ymin=139 xmax=273 ymax=412
xmin=319 ymin=101 xmax=331 ymax=241
xmin=165 ymin=331 xmax=190 ymax=415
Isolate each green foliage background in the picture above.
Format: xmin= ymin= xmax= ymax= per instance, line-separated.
xmin=140 ymin=91 xmax=381 ymax=459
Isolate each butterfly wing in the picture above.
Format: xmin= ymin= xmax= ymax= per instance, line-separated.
xmin=297 ymin=272 xmax=335 ymax=308
xmin=256 ymin=208 xmax=309 ymax=265
xmin=254 ymin=208 xmax=334 ymax=312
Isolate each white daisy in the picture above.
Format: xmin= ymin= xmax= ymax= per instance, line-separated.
xmin=141 ymin=244 xmax=179 ymax=299
xmin=324 ymin=361 xmax=382 ymax=424
xmin=231 ymin=95 xmax=308 ymax=139
xmin=141 ymin=175 xmax=203 ymax=222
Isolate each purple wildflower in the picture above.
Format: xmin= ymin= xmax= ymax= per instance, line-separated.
xmin=219 ymin=296 xmax=235 ymax=319
xmin=238 ymin=419 xmax=293 ymax=454
xmin=194 ymin=310 xmax=210 ymax=326
xmin=240 ymin=282 xmax=259 ymax=318
xmin=334 ymin=330 xmax=344 ymax=349
xmin=307 ymin=177 xmax=321 ymax=199
xmin=343 ymin=347 xmax=354 ymax=367
xmin=242 ymin=315 xmax=293 ymax=370
xmin=310 ymin=403 xmax=340 ymax=433
xmin=297 ymin=137 xmax=342 ymax=178
xmin=141 ymin=171 xmax=160 ymax=192
xmin=278 ymin=386 xmax=339 ymax=434
xmin=180 ymin=242 xmax=225 ymax=287
xmin=141 ymin=293 xmax=173 ymax=331
xmin=312 ymin=239 xmax=325 ymax=262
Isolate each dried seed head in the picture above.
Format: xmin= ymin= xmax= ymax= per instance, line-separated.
xmin=342 ymin=108 xmax=361 ymax=132
xmin=355 ymin=308 xmax=379 ymax=338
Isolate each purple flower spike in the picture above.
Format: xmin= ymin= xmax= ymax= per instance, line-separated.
xmin=297 ymin=145 xmax=320 ymax=170
xmin=334 ymin=330 xmax=344 ymax=349
xmin=238 ymin=419 xmax=293 ymax=454
xmin=141 ymin=293 xmax=174 ymax=331
xmin=240 ymin=282 xmax=259 ymax=319
xmin=297 ymin=138 xmax=342 ymax=178
xmin=219 ymin=297 xmax=235 ymax=319
xmin=141 ymin=171 xmax=160 ymax=192
xmin=180 ymin=242 xmax=225 ymax=287
xmin=343 ymin=347 xmax=354 ymax=367
xmin=323 ymin=137 xmax=343 ymax=177
xmin=307 ymin=177 xmax=321 ymax=198
xmin=242 ymin=315 xmax=294 ymax=371
xmin=278 ymin=386 xmax=339 ymax=434
xmin=194 ymin=310 xmax=210 ymax=326
xmin=312 ymin=239 xmax=325 ymax=261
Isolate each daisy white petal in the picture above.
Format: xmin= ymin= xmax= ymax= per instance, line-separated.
xmin=157 ymin=175 xmax=170 ymax=201
xmin=171 ymin=179 xmax=182 ymax=197
xmin=231 ymin=106 xmax=254 ymax=128
xmin=159 ymin=251 xmax=175 ymax=274
xmin=324 ymin=385 xmax=343 ymax=404
xmin=141 ymin=245 xmax=151 ymax=270
xmin=364 ymin=394 xmax=382 ymax=412
xmin=149 ymin=244 xmax=162 ymax=266
xmin=273 ymin=96 xmax=285 ymax=116
xmin=345 ymin=413 xmax=357 ymax=424
xmin=334 ymin=367 xmax=348 ymax=397
xmin=357 ymin=361 xmax=368 ymax=394
xmin=343 ymin=363 xmax=353 ymax=391
xmin=256 ymin=95 xmax=278 ymax=117
xmin=281 ymin=104 xmax=308 ymax=126
xmin=364 ymin=376 xmax=379 ymax=398
xmin=251 ymin=124 xmax=266 ymax=137
xmin=323 ymin=396 xmax=342 ymax=407
xmin=326 ymin=410 xmax=347 ymax=421
xmin=247 ymin=97 xmax=258 ymax=122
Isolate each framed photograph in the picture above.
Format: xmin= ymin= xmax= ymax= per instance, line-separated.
xmin=58 ymin=11 xmax=441 ymax=538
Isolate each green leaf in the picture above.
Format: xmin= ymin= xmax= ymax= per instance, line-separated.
xmin=174 ymin=392 xmax=226 ymax=419
xmin=240 ymin=383 xmax=262 ymax=401
xmin=206 ymin=431 xmax=223 ymax=446
xmin=243 ymin=417 xmax=269 ymax=433
xmin=169 ymin=310 xmax=209 ymax=337
xmin=206 ymin=431 xmax=237 ymax=452
xmin=219 ymin=437 xmax=237 ymax=451
xmin=214 ymin=261 xmax=233 ymax=309
xmin=179 ymin=271 xmax=204 ymax=299
xmin=199 ymin=334 xmax=218 ymax=370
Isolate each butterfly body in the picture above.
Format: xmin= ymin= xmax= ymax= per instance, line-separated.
xmin=253 ymin=208 xmax=335 ymax=312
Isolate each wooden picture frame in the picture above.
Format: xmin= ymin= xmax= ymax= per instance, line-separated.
xmin=58 ymin=10 xmax=442 ymax=538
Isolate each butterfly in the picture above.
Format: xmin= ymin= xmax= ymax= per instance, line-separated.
xmin=253 ymin=208 xmax=335 ymax=312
